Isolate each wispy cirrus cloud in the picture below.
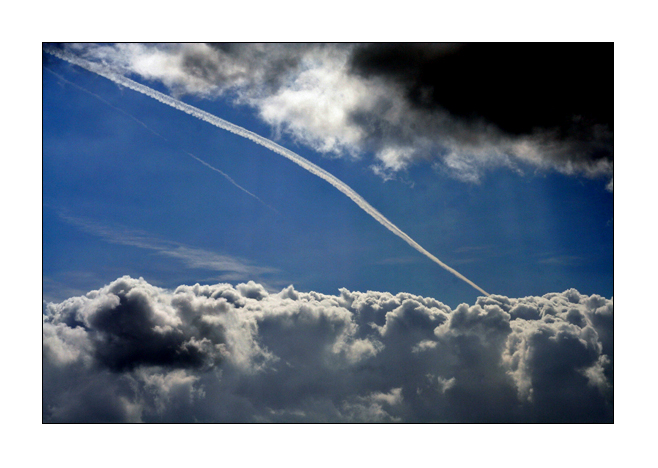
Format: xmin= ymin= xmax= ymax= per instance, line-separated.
xmin=538 ymin=255 xmax=584 ymax=266
xmin=57 ymin=212 xmax=279 ymax=279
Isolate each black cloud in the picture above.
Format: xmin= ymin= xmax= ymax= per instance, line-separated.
xmin=349 ymin=43 xmax=614 ymax=174
xmin=350 ymin=43 xmax=613 ymax=136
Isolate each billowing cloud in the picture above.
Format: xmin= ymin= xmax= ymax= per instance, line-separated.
xmin=43 ymin=276 xmax=613 ymax=422
xmin=58 ymin=43 xmax=613 ymax=187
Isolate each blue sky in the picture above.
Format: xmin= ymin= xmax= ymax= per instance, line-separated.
xmin=39 ymin=43 xmax=621 ymax=424
xmin=42 ymin=45 xmax=613 ymax=308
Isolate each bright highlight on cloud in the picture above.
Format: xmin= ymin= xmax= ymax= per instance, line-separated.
xmin=44 ymin=46 xmax=489 ymax=296
xmin=43 ymin=276 xmax=613 ymax=423
xmin=53 ymin=43 xmax=613 ymax=188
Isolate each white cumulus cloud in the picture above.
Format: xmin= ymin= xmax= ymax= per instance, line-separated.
xmin=43 ymin=276 xmax=613 ymax=422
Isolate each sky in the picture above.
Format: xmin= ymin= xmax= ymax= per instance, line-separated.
xmin=42 ymin=43 xmax=614 ymax=423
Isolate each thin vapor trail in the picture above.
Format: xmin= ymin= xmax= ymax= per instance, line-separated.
xmin=45 ymin=47 xmax=489 ymax=296
xmin=182 ymin=150 xmax=276 ymax=212
xmin=44 ymin=65 xmax=275 ymax=212
xmin=44 ymin=66 xmax=166 ymax=138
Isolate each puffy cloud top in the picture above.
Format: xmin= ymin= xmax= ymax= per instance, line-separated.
xmin=43 ymin=276 xmax=613 ymax=422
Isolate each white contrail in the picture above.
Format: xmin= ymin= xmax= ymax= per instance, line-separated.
xmin=44 ymin=65 xmax=276 ymax=213
xmin=181 ymin=150 xmax=277 ymax=212
xmin=44 ymin=47 xmax=489 ymax=296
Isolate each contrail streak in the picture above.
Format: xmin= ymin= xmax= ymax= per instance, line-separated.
xmin=44 ymin=65 xmax=275 ymax=213
xmin=44 ymin=66 xmax=167 ymax=139
xmin=181 ymin=150 xmax=276 ymax=212
xmin=44 ymin=47 xmax=489 ymax=296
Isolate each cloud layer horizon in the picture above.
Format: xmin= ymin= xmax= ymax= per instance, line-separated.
xmin=43 ymin=276 xmax=613 ymax=423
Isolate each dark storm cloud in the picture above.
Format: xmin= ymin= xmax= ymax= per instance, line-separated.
xmin=349 ymin=43 xmax=613 ymax=136
xmin=43 ymin=277 xmax=613 ymax=423
xmin=347 ymin=43 xmax=613 ymax=179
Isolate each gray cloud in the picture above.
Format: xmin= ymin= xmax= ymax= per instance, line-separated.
xmin=61 ymin=43 xmax=613 ymax=188
xmin=43 ymin=277 xmax=613 ymax=422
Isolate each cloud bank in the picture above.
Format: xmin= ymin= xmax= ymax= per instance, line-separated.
xmin=57 ymin=43 xmax=613 ymax=187
xmin=43 ymin=276 xmax=613 ymax=422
